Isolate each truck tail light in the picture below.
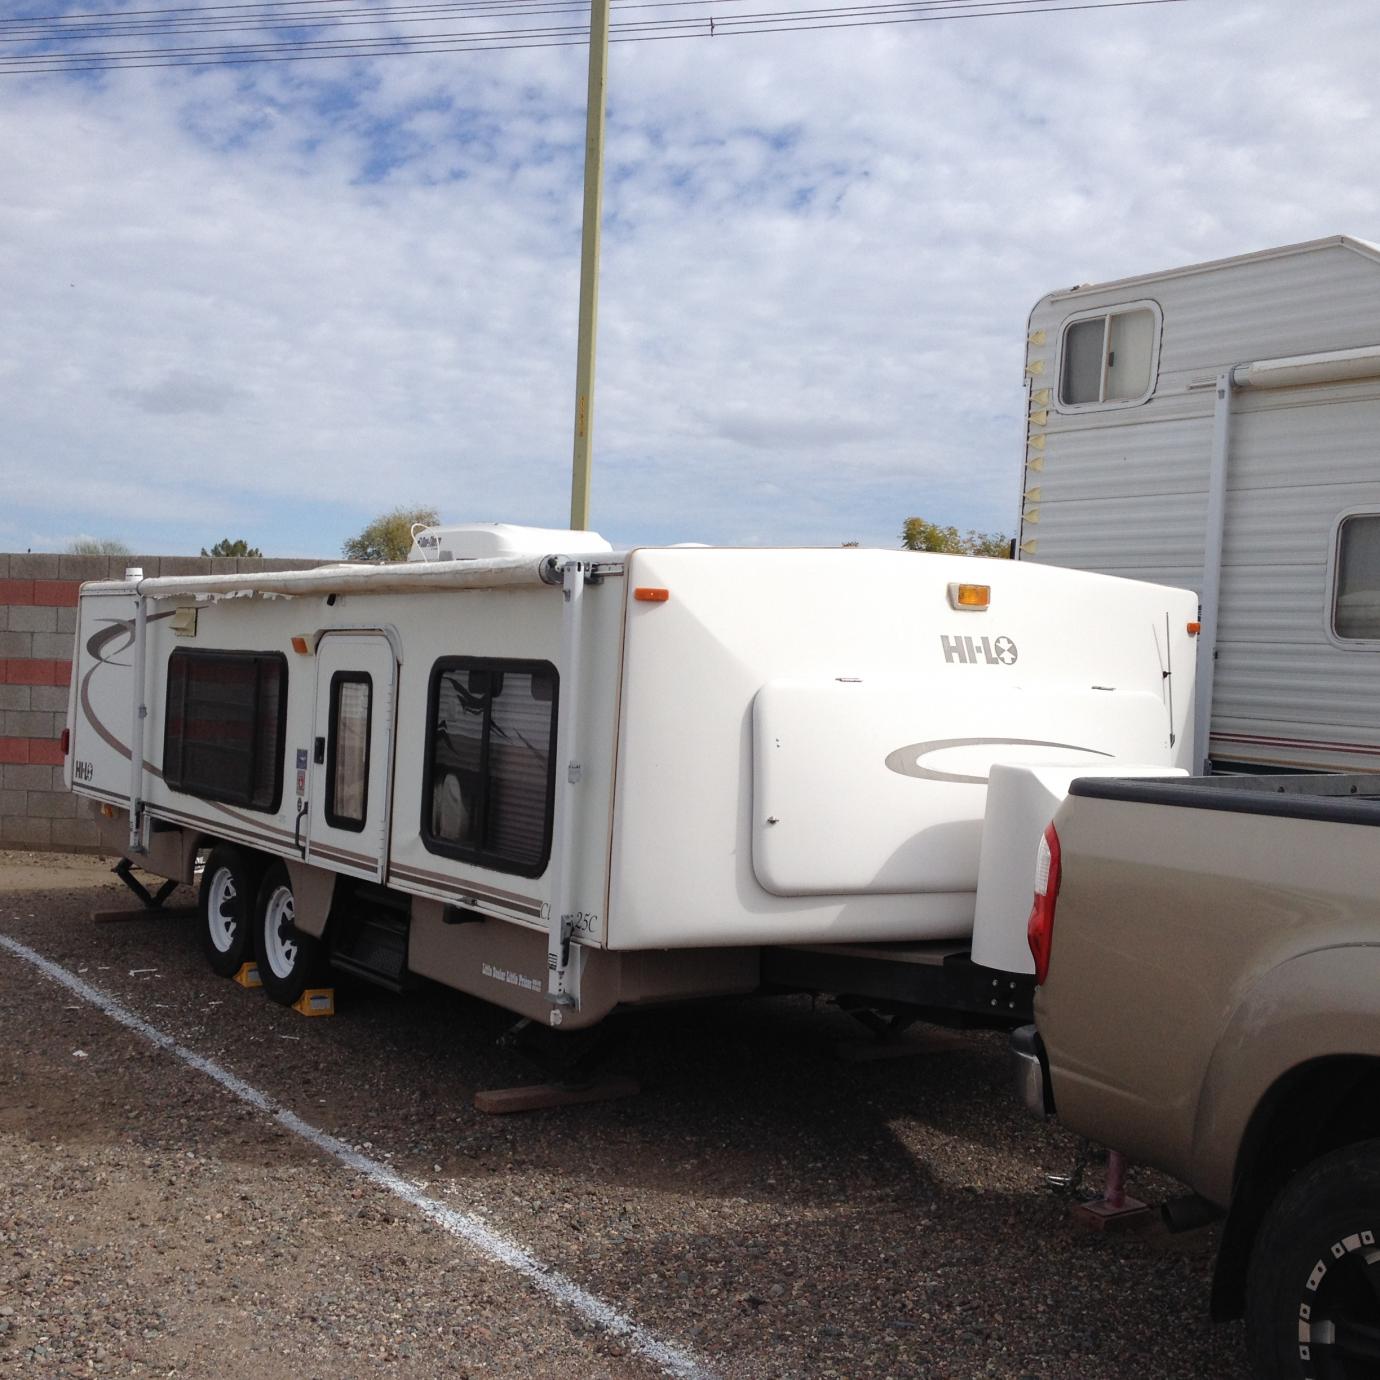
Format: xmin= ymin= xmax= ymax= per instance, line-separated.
xmin=60 ymin=727 xmax=71 ymax=757
xmin=1028 ymin=822 xmax=1061 ymax=985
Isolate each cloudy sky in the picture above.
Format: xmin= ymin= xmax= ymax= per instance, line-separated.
xmin=2 ymin=0 xmax=1378 ymax=558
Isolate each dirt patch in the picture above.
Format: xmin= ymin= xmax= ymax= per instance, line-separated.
xmin=0 ymin=852 xmax=1249 ymax=1379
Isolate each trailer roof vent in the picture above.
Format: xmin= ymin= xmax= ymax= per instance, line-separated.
xmin=407 ymin=522 xmax=613 ymax=563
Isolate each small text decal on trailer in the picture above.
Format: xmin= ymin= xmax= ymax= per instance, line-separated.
xmin=942 ymin=635 xmax=1018 ymax=666
xmin=482 ymin=962 xmax=541 ymax=993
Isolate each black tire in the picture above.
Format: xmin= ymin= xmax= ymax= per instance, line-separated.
xmin=1246 ymin=1138 xmax=1380 ymax=1380
xmin=198 ymin=845 xmax=259 ymax=978
xmin=252 ymin=861 xmax=321 ymax=1006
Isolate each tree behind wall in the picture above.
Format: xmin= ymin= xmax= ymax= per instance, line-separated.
xmin=901 ymin=517 xmax=1011 ymax=559
xmin=67 ymin=537 xmax=131 ymax=556
xmin=201 ymin=538 xmax=263 ymax=557
xmin=342 ymin=505 xmax=441 ymax=563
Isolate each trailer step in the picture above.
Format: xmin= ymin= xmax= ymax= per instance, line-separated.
xmin=329 ymin=906 xmax=409 ymax=990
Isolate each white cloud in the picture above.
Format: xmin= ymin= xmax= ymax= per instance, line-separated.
xmin=2 ymin=2 xmax=1379 ymax=557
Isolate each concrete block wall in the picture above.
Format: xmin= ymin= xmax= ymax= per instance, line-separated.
xmin=0 ymin=552 xmax=328 ymax=853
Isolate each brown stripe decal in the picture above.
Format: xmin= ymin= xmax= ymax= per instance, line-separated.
xmin=309 ymin=841 xmax=377 ymax=869
xmin=389 ymin=863 xmax=544 ymax=917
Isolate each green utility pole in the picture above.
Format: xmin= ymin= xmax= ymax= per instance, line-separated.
xmin=569 ymin=0 xmax=611 ymax=531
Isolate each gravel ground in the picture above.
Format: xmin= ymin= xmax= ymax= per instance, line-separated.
xmin=0 ymin=851 xmax=1249 ymax=1379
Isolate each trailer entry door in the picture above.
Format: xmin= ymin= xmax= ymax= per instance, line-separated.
xmin=306 ymin=632 xmax=397 ymax=883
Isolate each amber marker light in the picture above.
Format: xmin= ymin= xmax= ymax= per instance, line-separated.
xmin=947 ymin=583 xmax=991 ymax=611
xmin=1187 ymin=621 xmax=1202 ymax=635
xmin=634 ymin=588 xmax=670 ymax=603
xmin=291 ymin=635 xmax=312 ymax=654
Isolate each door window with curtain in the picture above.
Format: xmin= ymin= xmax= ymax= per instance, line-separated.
xmin=326 ymin=671 xmax=372 ymax=831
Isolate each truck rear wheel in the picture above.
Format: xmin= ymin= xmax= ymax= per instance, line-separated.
xmin=199 ymin=845 xmax=257 ymax=978
xmin=1246 ymin=1139 xmax=1380 ymax=1380
xmin=253 ymin=861 xmax=321 ymax=1006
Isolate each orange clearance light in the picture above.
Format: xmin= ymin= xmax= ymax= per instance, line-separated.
xmin=1187 ymin=621 xmax=1202 ymax=635
xmin=634 ymin=588 xmax=670 ymax=603
xmin=947 ymin=582 xmax=990 ymax=611
xmin=291 ymin=635 xmax=312 ymax=654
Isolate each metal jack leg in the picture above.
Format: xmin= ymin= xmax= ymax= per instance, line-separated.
xmin=1071 ymin=1150 xmax=1152 ymax=1231
xmin=112 ymin=857 xmax=179 ymax=909
xmin=92 ymin=858 xmax=192 ymax=924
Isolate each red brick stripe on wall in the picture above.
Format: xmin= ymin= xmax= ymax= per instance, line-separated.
xmin=0 ymin=578 xmax=81 ymax=606
xmin=0 ymin=737 xmax=63 ymax=765
xmin=1 ymin=659 xmax=73 ymax=686
xmin=33 ymin=580 xmax=82 ymax=607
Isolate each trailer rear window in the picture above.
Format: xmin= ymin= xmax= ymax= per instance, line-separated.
xmin=422 ymin=658 xmax=558 ymax=877
xmin=1058 ymin=304 xmax=1159 ymax=407
xmin=163 ymin=649 xmax=287 ymax=811
xmin=1333 ymin=513 xmax=1380 ymax=641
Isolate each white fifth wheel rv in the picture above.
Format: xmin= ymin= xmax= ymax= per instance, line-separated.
xmin=66 ymin=528 xmax=1195 ymax=1029
xmin=1018 ymin=234 xmax=1380 ymax=774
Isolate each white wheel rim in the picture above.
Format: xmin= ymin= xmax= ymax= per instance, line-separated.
xmin=263 ymin=885 xmax=298 ymax=980
xmin=207 ymin=867 xmax=238 ymax=954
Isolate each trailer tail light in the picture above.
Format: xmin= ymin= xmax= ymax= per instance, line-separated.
xmin=1028 ymin=822 xmax=1061 ymax=986
xmin=60 ymin=727 xmax=70 ymax=756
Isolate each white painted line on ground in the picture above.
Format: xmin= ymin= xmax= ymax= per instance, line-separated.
xmin=0 ymin=932 xmax=713 ymax=1380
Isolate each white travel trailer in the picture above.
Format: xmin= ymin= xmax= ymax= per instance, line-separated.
xmin=66 ymin=528 xmax=1195 ymax=1029
xmin=1018 ymin=234 xmax=1380 ymax=774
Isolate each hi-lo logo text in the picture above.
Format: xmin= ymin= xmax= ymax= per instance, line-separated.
xmin=941 ymin=634 xmax=1018 ymax=666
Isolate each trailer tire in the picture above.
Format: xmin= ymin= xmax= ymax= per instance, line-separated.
xmin=199 ymin=845 xmax=258 ymax=978
xmin=1245 ymin=1138 xmax=1380 ymax=1380
xmin=253 ymin=861 xmax=321 ymax=1006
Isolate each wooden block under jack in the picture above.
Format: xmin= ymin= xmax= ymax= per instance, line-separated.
xmin=474 ymin=1075 xmax=640 ymax=1116
xmin=293 ymin=988 xmax=335 ymax=1017
xmin=1071 ymin=1195 xmax=1154 ymax=1232
xmin=1070 ymin=1152 xmax=1152 ymax=1232
xmin=92 ymin=905 xmax=198 ymax=924
xmin=234 ymin=962 xmax=263 ymax=989
xmin=834 ymin=1031 xmax=964 ymax=1063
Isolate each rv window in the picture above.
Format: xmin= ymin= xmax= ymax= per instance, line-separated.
xmin=1059 ymin=306 xmax=1157 ymax=406
xmin=326 ymin=672 xmax=372 ymax=832
xmin=1334 ymin=514 xmax=1380 ymax=641
xmin=163 ymin=650 xmax=287 ymax=811
xmin=422 ymin=657 xmax=558 ymax=877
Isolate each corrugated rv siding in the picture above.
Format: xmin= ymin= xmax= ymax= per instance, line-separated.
xmin=1020 ymin=239 xmax=1380 ymax=771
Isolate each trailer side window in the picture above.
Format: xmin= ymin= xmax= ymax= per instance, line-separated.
xmin=325 ymin=672 xmax=372 ymax=832
xmin=422 ymin=658 xmax=558 ymax=877
xmin=163 ymin=650 xmax=287 ymax=812
xmin=1333 ymin=514 xmax=1380 ymax=641
xmin=1058 ymin=304 xmax=1159 ymax=407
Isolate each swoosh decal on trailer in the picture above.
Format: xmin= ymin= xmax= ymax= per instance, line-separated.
xmin=884 ymin=737 xmax=1114 ymax=786
xmin=79 ymin=608 xmax=295 ymax=841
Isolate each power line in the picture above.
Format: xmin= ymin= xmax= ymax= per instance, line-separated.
xmin=0 ymin=0 xmax=1196 ymax=74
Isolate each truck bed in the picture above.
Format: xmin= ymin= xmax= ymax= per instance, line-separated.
xmin=1068 ymin=770 xmax=1380 ymax=824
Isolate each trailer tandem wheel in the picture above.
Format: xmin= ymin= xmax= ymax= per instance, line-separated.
xmin=253 ymin=861 xmax=322 ymax=1005
xmin=199 ymin=845 xmax=260 ymax=978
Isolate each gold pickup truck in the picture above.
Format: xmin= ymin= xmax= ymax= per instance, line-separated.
xmin=1011 ymin=772 xmax=1380 ymax=1380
